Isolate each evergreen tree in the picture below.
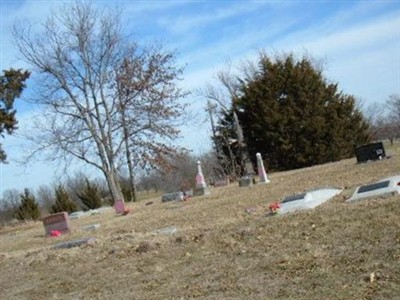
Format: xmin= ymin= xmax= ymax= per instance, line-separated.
xmin=15 ymin=189 xmax=40 ymax=221
xmin=51 ymin=185 xmax=78 ymax=214
xmin=76 ymin=179 xmax=102 ymax=210
xmin=0 ymin=69 xmax=30 ymax=162
xmin=219 ymin=54 xmax=370 ymax=171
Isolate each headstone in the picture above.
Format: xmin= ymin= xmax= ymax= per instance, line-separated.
xmin=42 ymin=212 xmax=71 ymax=236
xmin=195 ymin=161 xmax=206 ymax=189
xmin=69 ymin=211 xmax=84 ymax=220
xmin=53 ymin=237 xmax=96 ymax=249
xmin=239 ymin=176 xmax=252 ymax=187
xmin=355 ymin=142 xmax=386 ymax=163
xmin=347 ymin=175 xmax=400 ymax=202
xmin=162 ymin=192 xmax=183 ymax=203
xmin=214 ymin=177 xmax=229 ymax=187
xmin=256 ymin=153 xmax=270 ymax=184
xmin=155 ymin=226 xmax=177 ymax=235
xmin=279 ymin=188 xmax=343 ymax=214
xmin=194 ymin=161 xmax=210 ymax=196
xmin=81 ymin=224 xmax=101 ymax=231
xmin=114 ymin=199 xmax=126 ymax=214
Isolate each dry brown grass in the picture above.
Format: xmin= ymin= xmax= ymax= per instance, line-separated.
xmin=1 ymin=142 xmax=400 ymax=299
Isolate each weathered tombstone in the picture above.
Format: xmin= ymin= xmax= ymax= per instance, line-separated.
xmin=194 ymin=161 xmax=210 ymax=196
xmin=114 ymin=199 xmax=126 ymax=214
xmin=355 ymin=142 xmax=386 ymax=163
xmin=161 ymin=192 xmax=183 ymax=203
xmin=42 ymin=212 xmax=71 ymax=236
xmin=239 ymin=176 xmax=252 ymax=187
xmin=256 ymin=153 xmax=270 ymax=184
xmin=214 ymin=176 xmax=229 ymax=187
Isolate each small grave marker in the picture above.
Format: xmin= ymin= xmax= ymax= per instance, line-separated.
xmin=161 ymin=192 xmax=183 ymax=203
xmin=53 ymin=237 xmax=96 ymax=249
xmin=42 ymin=212 xmax=71 ymax=236
xmin=279 ymin=188 xmax=342 ymax=214
xmin=347 ymin=175 xmax=400 ymax=202
xmin=155 ymin=226 xmax=177 ymax=235
xmin=239 ymin=176 xmax=252 ymax=187
xmin=81 ymin=224 xmax=101 ymax=231
xmin=213 ymin=177 xmax=229 ymax=187
xmin=355 ymin=142 xmax=386 ymax=163
xmin=69 ymin=211 xmax=84 ymax=220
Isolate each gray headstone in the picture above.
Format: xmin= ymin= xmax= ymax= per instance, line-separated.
xmin=239 ymin=176 xmax=252 ymax=187
xmin=162 ymin=192 xmax=183 ymax=202
xmin=193 ymin=186 xmax=210 ymax=196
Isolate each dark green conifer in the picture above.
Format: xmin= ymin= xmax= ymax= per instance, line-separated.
xmin=15 ymin=189 xmax=40 ymax=221
xmin=51 ymin=185 xmax=78 ymax=214
xmin=76 ymin=179 xmax=102 ymax=210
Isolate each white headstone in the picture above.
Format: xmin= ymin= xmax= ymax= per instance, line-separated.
xmin=279 ymin=187 xmax=343 ymax=214
xmin=347 ymin=175 xmax=400 ymax=203
xmin=195 ymin=161 xmax=207 ymax=189
xmin=256 ymin=153 xmax=270 ymax=184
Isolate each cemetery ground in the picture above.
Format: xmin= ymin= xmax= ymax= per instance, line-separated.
xmin=1 ymin=143 xmax=399 ymax=299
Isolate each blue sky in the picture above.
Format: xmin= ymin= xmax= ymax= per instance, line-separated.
xmin=0 ymin=0 xmax=399 ymax=194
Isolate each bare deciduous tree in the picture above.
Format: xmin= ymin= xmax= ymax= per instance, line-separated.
xmin=13 ymin=2 xmax=187 ymax=202
xmin=201 ymin=63 xmax=254 ymax=178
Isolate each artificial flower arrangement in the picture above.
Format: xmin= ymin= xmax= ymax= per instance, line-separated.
xmin=268 ymin=202 xmax=281 ymax=215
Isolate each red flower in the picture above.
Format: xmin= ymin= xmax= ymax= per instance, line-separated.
xmin=269 ymin=202 xmax=281 ymax=214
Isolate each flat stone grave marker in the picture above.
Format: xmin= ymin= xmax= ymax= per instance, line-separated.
xmin=279 ymin=187 xmax=343 ymax=214
xmin=42 ymin=212 xmax=71 ymax=236
xmin=53 ymin=237 xmax=96 ymax=249
xmin=162 ymin=192 xmax=183 ymax=203
xmin=69 ymin=211 xmax=84 ymax=220
xmin=155 ymin=226 xmax=177 ymax=235
xmin=347 ymin=175 xmax=400 ymax=203
xmin=81 ymin=224 xmax=101 ymax=231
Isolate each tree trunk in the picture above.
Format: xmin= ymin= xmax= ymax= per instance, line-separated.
xmin=103 ymin=169 xmax=124 ymax=203
xmin=232 ymin=111 xmax=254 ymax=176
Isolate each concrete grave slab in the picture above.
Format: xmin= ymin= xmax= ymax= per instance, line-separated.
xmin=347 ymin=175 xmax=400 ymax=203
xmin=42 ymin=212 xmax=71 ymax=235
xmin=280 ymin=187 xmax=343 ymax=214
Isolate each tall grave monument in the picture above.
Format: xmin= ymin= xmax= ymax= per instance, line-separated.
xmin=256 ymin=152 xmax=270 ymax=184
xmin=194 ymin=161 xmax=210 ymax=196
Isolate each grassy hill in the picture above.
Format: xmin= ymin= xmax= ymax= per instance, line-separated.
xmin=1 ymin=142 xmax=399 ymax=299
